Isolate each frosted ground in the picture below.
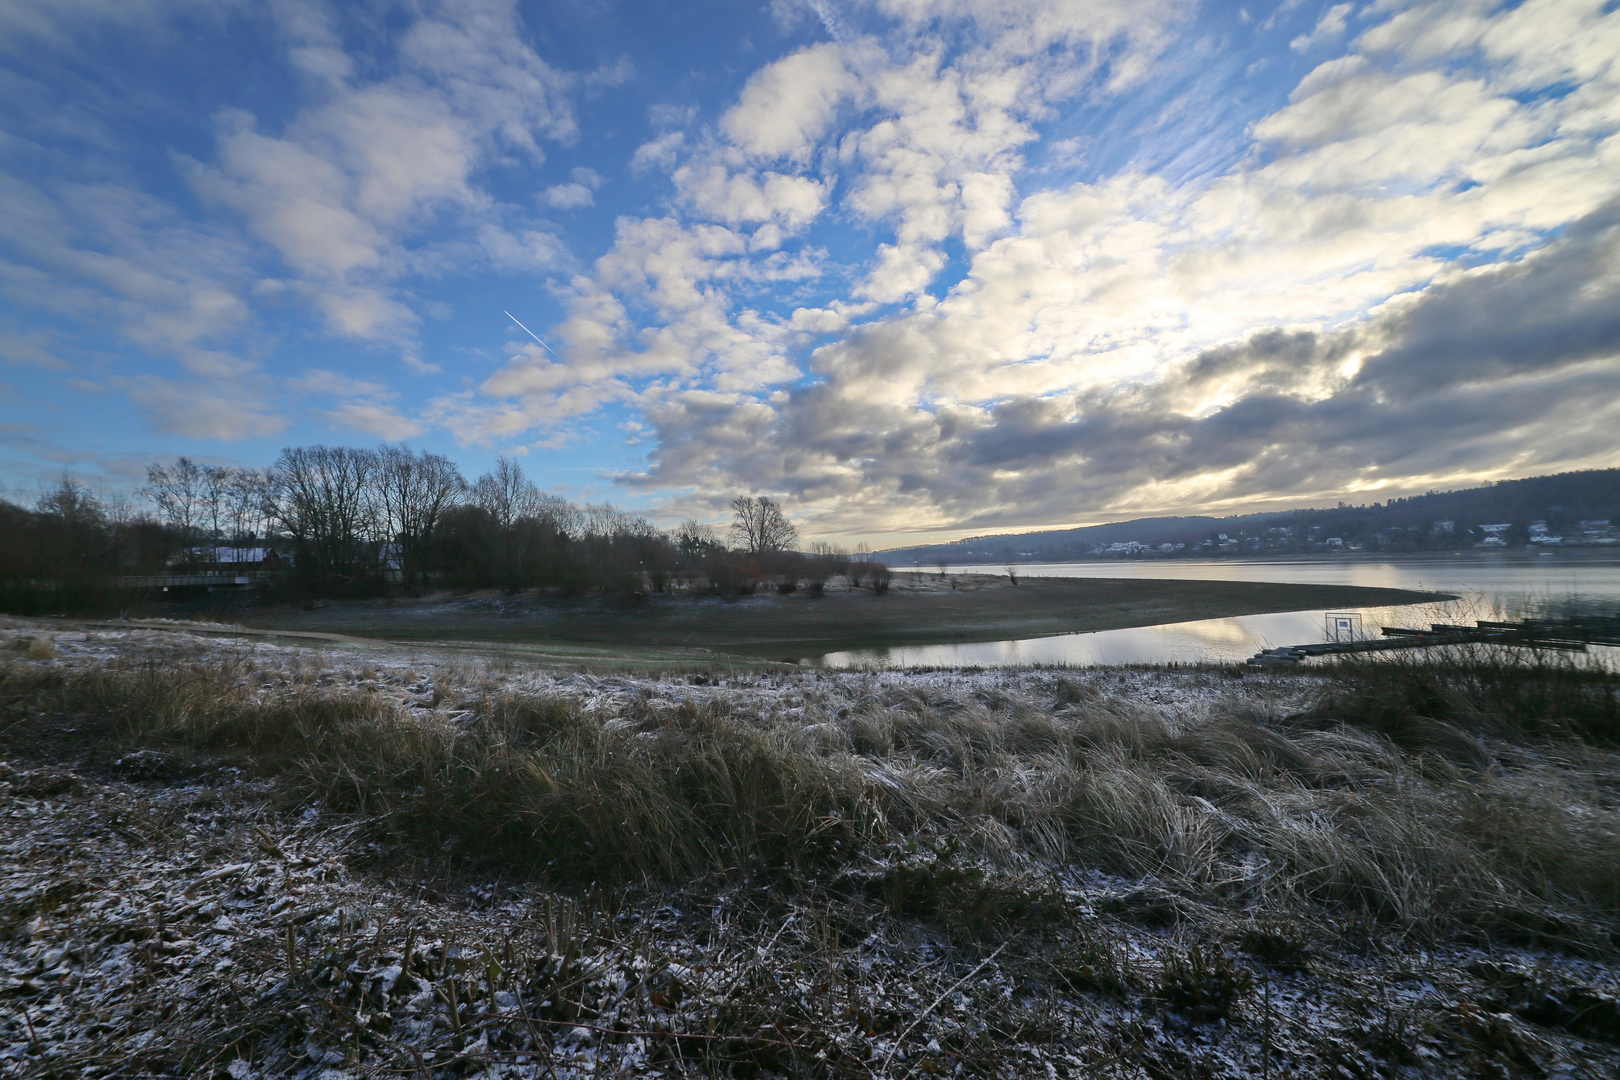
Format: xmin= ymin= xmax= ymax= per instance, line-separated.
xmin=3 ymin=618 xmax=1619 ymax=1078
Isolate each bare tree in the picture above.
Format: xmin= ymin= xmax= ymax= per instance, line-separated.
xmin=142 ymin=457 xmax=206 ymax=549
xmin=534 ymin=493 xmax=581 ymax=539
xmin=196 ymin=465 xmax=240 ymax=558
xmin=223 ymin=468 xmax=269 ymax=558
xmin=580 ymin=502 xmax=653 ymax=539
xmin=473 ymin=456 xmax=543 ymax=529
xmin=375 ymin=444 xmax=465 ymax=587
xmin=729 ymin=495 xmax=797 ymax=554
xmin=264 ymin=445 xmax=380 ymax=583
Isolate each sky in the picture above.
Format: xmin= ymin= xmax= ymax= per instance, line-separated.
xmin=1 ymin=0 xmax=1617 ymax=546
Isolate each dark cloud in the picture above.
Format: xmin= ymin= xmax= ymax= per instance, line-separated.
xmin=626 ymin=202 xmax=1620 ymax=533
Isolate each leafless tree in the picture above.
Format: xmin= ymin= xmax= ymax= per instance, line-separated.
xmin=193 ymin=465 xmax=241 ymax=559
xmin=142 ymin=457 xmax=206 ymax=548
xmin=580 ymin=502 xmax=654 ymax=539
xmin=534 ymin=493 xmax=581 ymax=538
xmin=223 ymin=468 xmax=269 ymax=557
xmin=473 ymin=456 xmax=543 ymax=529
xmin=264 ymin=445 xmax=379 ymax=582
xmin=375 ymin=444 xmax=465 ymax=587
xmin=729 ymin=495 xmax=797 ymax=554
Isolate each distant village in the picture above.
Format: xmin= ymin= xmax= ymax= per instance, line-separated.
xmin=1024 ymin=517 xmax=1617 ymax=561
xmin=885 ymin=469 xmax=1620 ymax=566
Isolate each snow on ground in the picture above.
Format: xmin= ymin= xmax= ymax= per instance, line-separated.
xmin=3 ymin=619 xmax=1618 ymax=1078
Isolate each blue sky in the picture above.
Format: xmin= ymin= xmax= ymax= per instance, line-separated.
xmin=2 ymin=0 xmax=1618 ymax=545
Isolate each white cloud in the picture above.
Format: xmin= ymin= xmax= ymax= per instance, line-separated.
xmin=476 ymin=223 xmax=569 ymax=271
xmin=598 ymin=0 xmax=1620 ymax=534
xmin=0 ymin=0 xmax=234 ymax=52
xmin=117 ymin=375 xmax=287 ymax=440
xmin=0 ymin=174 xmax=259 ymax=376
xmin=1290 ymin=2 xmax=1353 ymax=53
xmin=183 ymin=0 xmax=579 ymax=351
xmin=674 ymin=164 xmax=830 ymax=230
xmin=631 ymin=131 xmax=685 ymax=174
xmin=457 ymin=0 xmax=1193 ymax=457
xmin=326 ymin=402 xmax=425 ymax=440
xmin=541 ymin=182 xmax=595 ymax=209
xmin=292 ymin=366 xmax=427 ymax=440
xmin=722 ymin=43 xmax=858 ymax=162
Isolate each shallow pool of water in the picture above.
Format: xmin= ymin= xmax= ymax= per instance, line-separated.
xmin=819 ymin=554 xmax=1620 ymax=668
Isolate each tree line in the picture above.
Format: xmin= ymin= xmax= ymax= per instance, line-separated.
xmin=0 ymin=446 xmax=889 ymax=611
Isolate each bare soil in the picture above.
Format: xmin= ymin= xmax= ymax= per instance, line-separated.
xmin=231 ymin=574 xmax=1447 ymax=661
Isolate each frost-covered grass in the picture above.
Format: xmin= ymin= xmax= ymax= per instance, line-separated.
xmin=3 ymin=623 xmax=1620 ymax=1077
xmin=6 ymin=642 xmax=1618 ymax=945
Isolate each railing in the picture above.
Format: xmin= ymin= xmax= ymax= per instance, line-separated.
xmin=1249 ymin=616 xmax=1620 ymax=665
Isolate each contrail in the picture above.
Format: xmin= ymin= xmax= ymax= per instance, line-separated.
xmin=504 ymin=310 xmax=561 ymax=360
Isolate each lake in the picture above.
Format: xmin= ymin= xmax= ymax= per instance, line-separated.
xmin=818 ymin=553 xmax=1620 ymax=668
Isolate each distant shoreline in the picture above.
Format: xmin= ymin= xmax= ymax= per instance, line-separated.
xmin=229 ymin=575 xmax=1450 ymax=663
xmin=910 ymin=549 xmax=1620 ymax=568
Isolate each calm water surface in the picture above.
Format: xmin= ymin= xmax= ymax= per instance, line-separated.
xmin=819 ymin=554 xmax=1620 ymax=668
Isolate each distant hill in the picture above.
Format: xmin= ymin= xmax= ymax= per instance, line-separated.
xmin=881 ymin=469 xmax=1620 ymax=565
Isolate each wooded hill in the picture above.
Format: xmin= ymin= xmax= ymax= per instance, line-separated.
xmin=884 ymin=469 xmax=1620 ymax=564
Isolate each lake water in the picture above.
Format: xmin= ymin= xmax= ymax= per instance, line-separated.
xmin=818 ymin=554 xmax=1620 ymax=668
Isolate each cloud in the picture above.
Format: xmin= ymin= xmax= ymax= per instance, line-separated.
xmin=0 ymin=174 xmax=259 ymax=377
xmin=1290 ymin=3 xmax=1352 ymax=53
xmin=674 ymin=164 xmax=829 ymax=230
xmin=292 ymin=366 xmax=427 ymax=439
xmin=117 ymin=375 xmax=288 ymax=440
xmin=598 ymin=0 xmax=1620 ymax=536
xmin=0 ymin=0 xmax=233 ymax=53
xmin=0 ymin=327 xmax=69 ymax=369
xmin=325 ymin=402 xmax=426 ymax=440
xmin=722 ymin=43 xmax=858 ymax=163
xmin=183 ymin=0 xmax=579 ymax=349
xmin=632 ymin=132 xmax=686 ymax=175
xmin=541 ymin=182 xmax=595 ymax=209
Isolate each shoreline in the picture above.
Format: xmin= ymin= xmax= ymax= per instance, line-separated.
xmin=224 ymin=576 xmax=1450 ymax=663
xmin=920 ymin=549 xmax=1620 ymax=568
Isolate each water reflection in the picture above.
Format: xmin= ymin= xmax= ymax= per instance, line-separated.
xmin=820 ymin=556 xmax=1620 ymax=668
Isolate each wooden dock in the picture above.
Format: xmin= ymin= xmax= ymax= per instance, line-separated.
xmin=1247 ymin=616 xmax=1620 ymax=666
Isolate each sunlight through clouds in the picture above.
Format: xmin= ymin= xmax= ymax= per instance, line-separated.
xmin=0 ymin=0 xmax=1616 ymax=538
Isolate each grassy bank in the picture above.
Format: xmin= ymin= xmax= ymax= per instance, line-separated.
xmin=4 ymin=644 xmax=1614 ymax=942
xmin=5 ymin=630 xmax=1619 ymax=1078
xmin=238 ymin=574 xmax=1447 ymax=659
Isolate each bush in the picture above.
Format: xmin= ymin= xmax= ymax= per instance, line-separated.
xmin=6 ymin=655 xmax=1619 ymax=944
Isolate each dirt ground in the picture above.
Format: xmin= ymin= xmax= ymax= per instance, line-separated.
xmin=230 ymin=574 xmax=1447 ymax=661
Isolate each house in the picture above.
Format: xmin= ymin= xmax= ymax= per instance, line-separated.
xmin=1528 ymin=520 xmax=1563 ymax=544
xmin=1579 ymin=519 xmax=1615 ymax=543
xmin=177 ymin=546 xmax=291 ymax=570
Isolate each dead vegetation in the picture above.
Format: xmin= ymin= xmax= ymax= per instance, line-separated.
xmin=2 ymin=635 xmax=1619 ymax=1077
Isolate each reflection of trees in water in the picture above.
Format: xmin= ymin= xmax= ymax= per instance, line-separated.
xmin=1518 ymin=590 xmax=1619 ymax=621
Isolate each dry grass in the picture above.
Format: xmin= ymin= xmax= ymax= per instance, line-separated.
xmin=6 ymin=648 xmax=1620 ymax=1078
xmin=3 ymin=654 xmax=1618 ymax=949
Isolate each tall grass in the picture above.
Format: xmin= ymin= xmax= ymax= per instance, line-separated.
xmin=4 ymin=655 xmax=1617 ymax=944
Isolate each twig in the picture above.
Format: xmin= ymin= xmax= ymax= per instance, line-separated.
xmin=324 ymin=996 xmax=431 ymax=1080
xmin=508 ymin=987 xmax=562 ymax=1080
xmin=881 ymin=942 xmax=1006 ymax=1078
xmin=473 ymin=1010 xmax=805 ymax=1050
